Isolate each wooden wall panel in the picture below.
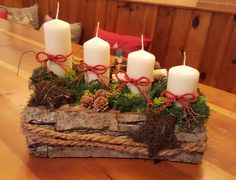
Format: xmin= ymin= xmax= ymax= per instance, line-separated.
xmin=151 ymin=7 xmax=175 ymax=64
xmin=13 ymin=0 xmax=24 ymax=7
xmin=115 ymin=2 xmax=157 ymax=39
xmin=217 ymin=22 xmax=236 ymax=93
xmin=49 ymin=0 xmax=68 ymax=20
xmin=95 ymin=0 xmax=107 ymax=29
xmin=0 ymin=0 xmax=236 ymax=93
xmin=73 ymin=0 xmax=88 ymax=27
xmin=0 ymin=0 xmax=12 ymax=6
xmin=105 ymin=0 xmax=119 ymax=32
xmin=199 ymin=14 xmax=234 ymax=87
xmin=67 ymin=0 xmax=80 ymax=23
xmin=33 ymin=0 xmax=49 ymax=25
xmin=82 ymin=0 xmax=98 ymax=42
xmin=163 ymin=9 xmax=192 ymax=68
xmin=184 ymin=11 xmax=212 ymax=69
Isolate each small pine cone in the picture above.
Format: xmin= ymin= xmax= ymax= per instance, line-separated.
xmin=80 ymin=93 xmax=94 ymax=108
xmin=93 ymin=97 xmax=109 ymax=112
xmin=95 ymin=89 xmax=111 ymax=99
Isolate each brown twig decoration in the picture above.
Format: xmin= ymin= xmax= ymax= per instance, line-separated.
xmin=131 ymin=109 xmax=181 ymax=157
xmin=28 ymin=81 xmax=75 ymax=110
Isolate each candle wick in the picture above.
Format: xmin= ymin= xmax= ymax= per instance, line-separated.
xmin=183 ymin=51 xmax=186 ymax=66
xmin=56 ymin=2 xmax=59 ymax=19
xmin=96 ymin=22 xmax=100 ymax=37
xmin=141 ymin=35 xmax=144 ymax=50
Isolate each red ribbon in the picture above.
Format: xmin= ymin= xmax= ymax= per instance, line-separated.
xmin=156 ymin=90 xmax=202 ymax=128
xmin=115 ymin=69 xmax=153 ymax=105
xmin=35 ymin=51 xmax=72 ymax=71
xmin=77 ymin=62 xmax=111 ymax=89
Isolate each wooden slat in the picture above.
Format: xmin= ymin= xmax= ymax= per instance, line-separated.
xmin=151 ymin=7 xmax=174 ymax=65
xmin=0 ymin=0 xmax=13 ymax=6
xmin=74 ymin=0 xmax=88 ymax=28
xmin=163 ymin=8 xmax=192 ymax=68
xmin=48 ymin=0 xmax=57 ymax=18
xmin=95 ymin=0 xmax=108 ymax=29
xmin=82 ymin=0 xmax=97 ymax=42
xmin=199 ymin=13 xmax=234 ymax=87
xmin=34 ymin=0 xmax=50 ymax=25
xmin=217 ymin=22 xmax=236 ymax=93
xmin=184 ymin=11 xmax=212 ymax=69
xmin=197 ymin=0 xmax=236 ymax=14
xmin=115 ymin=1 xmax=132 ymax=34
xmin=67 ymin=0 xmax=79 ymax=23
xmin=13 ymin=0 xmax=24 ymax=7
xmin=105 ymin=0 xmax=119 ymax=32
xmin=120 ymin=0 xmax=197 ymax=8
xmin=115 ymin=2 xmax=157 ymax=39
xmin=138 ymin=4 xmax=158 ymax=41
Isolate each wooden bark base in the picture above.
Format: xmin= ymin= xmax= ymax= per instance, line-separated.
xmin=22 ymin=105 xmax=208 ymax=164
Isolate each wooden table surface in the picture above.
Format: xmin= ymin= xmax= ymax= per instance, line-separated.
xmin=0 ymin=19 xmax=236 ymax=180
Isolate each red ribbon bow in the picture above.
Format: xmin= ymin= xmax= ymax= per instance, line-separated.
xmin=156 ymin=90 xmax=202 ymax=128
xmin=78 ymin=62 xmax=108 ymax=75
xmin=115 ymin=69 xmax=153 ymax=105
xmin=77 ymin=62 xmax=111 ymax=89
xmin=36 ymin=51 xmax=72 ymax=71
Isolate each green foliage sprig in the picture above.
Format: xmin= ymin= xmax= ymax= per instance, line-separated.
xmin=151 ymin=96 xmax=210 ymax=130
xmin=29 ymin=66 xmax=58 ymax=86
xmin=110 ymin=93 xmax=147 ymax=113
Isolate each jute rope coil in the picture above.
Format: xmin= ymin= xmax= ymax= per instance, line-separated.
xmin=158 ymin=142 xmax=207 ymax=157
xmin=23 ymin=122 xmax=207 ymax=157
xmin=23 ymin=123 xmax=146 ymax=148
xmin=27 ymin=135 xmax=148 ymax=155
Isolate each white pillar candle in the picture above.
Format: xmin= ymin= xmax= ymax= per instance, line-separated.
xmin=126 ymin=35 xmax=155 ymax=93
xmin=167 ymin=52 xmax=199 ymax=95
xmin=43 ymin=3 xmax=72 ymax=77
xmin=83 ymin=22 xmax=110 ymax=83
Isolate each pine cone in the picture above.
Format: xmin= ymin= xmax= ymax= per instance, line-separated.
xmin=93 ymin=97 xmax=109 ymax=112
xmin=95 ymin=89 xmax=111 ymax=99
xmin=80 ymin=93 xmax=94 ymax=108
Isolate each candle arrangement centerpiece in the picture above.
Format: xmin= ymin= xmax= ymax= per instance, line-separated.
xmin=21 ymin=4 xmax=210 ymax=164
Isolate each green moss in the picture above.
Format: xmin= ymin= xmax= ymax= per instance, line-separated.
xmin=112 ymin=93 xmax=147 ymax=112
xmin=150 ymin=96 xmax=210 ymax=130
xmin=29 ymin=66 xmax=58 ymax=86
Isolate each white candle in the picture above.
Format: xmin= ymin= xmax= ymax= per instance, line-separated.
xmin=83 ymin=22 xmax=110 ymax=83
xmin=43 ymin=2 xmax=72 ymax=77
xmin=167 ymin=52 xmax=199 ymax=95
xmin=126 ymin=35 xmax=155 ymax=93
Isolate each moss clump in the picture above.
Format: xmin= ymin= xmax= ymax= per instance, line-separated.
xmin=29 ymin=66 xmax=58 ymax=86
xmin=111 ymin=93 xmax=147 ymax=113
xmin=151 ymin=96 xmax=210 ymax=130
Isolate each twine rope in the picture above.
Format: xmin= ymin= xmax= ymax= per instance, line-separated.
xmin=23 ymin=123 xmax=206 ymax=157
xmin=23 ymin=123 xmax=146 ymax=147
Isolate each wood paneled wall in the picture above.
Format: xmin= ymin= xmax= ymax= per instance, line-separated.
xmin=1 ymin=0 xmax=236 ymax=93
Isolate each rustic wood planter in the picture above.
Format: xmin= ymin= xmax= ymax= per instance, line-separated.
xmin=22 ymin=105 xmax=208 ymax=164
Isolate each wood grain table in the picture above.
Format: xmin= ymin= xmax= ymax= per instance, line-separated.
xmin=0 ymin=19 xmax=236 ymax=180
